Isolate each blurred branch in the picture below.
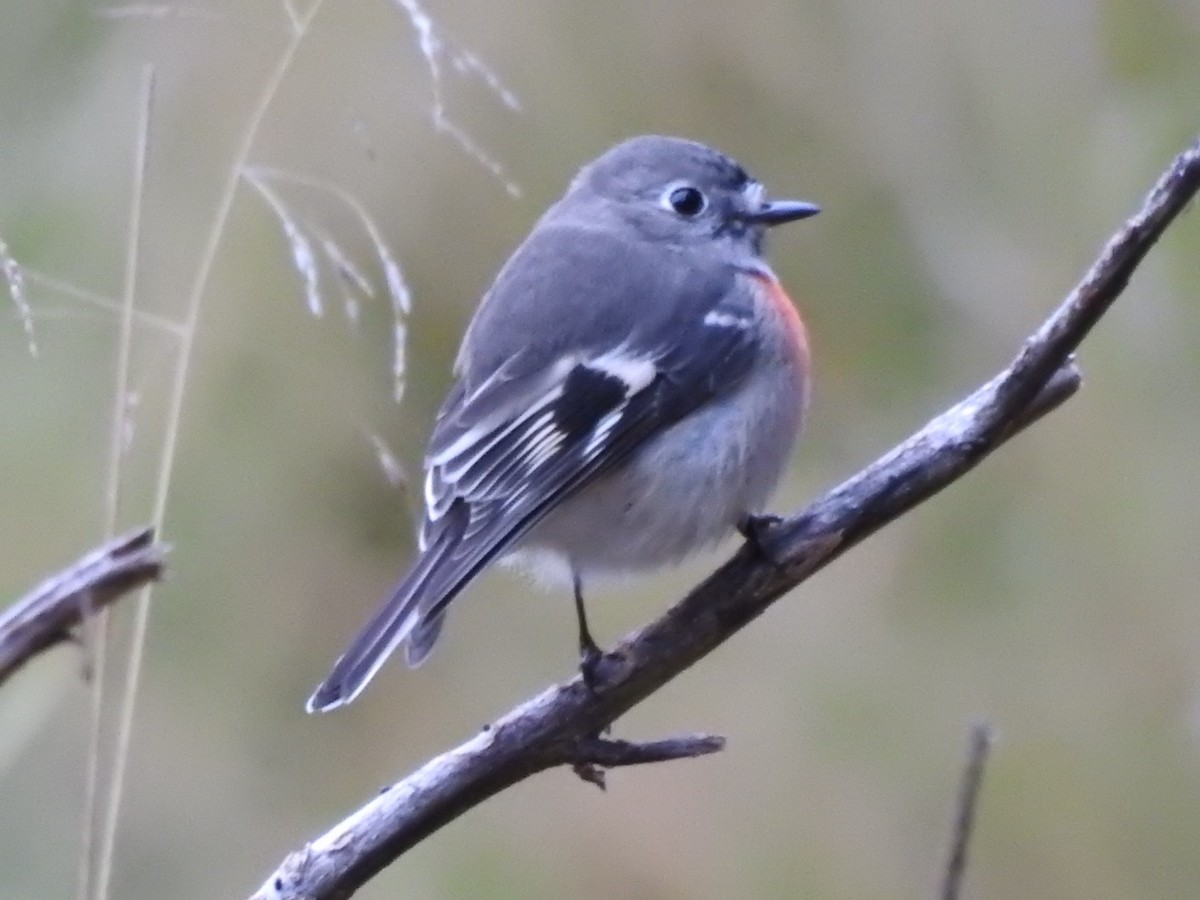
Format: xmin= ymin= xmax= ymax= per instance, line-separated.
xmin=940 ymin=720 xmax=995 ymax=900
xmin=0 ymin=527 xmax=167 ymax=687
xmin=253 ymin=136 xmax=1200 ymax=900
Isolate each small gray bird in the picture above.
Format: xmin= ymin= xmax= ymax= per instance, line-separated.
xmin=307 ymin=135 xmax=819 ymax=712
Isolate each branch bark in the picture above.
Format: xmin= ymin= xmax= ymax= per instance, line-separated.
xmin=0 ymin=526 xmax=167 ymax=687
xmin=253 ymin=137 xmax=1200 ymax=900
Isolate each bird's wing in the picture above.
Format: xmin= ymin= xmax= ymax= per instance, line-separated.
xmin=415 ymin=240 xmax=765 ymax=623
xmin=307 ymin=227 xmax=762 ymax=711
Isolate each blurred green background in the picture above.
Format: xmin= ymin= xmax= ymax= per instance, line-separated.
xmin=2 ymin=1 xmax=1199 ymax=897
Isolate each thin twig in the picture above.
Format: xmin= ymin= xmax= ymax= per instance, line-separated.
xmin=0 ymin=236 xmax=36 ymax=356
xmin=251 ymin=137 xmax=1200 ymax=900
xmin=80 ymin=64 xmax=155 ymax=900
xmin=940 ymin=721 xmax=995 ymax=900
xmin=21 ymin=269 xmax=184 ymax=336
xmin=103 ymin=5 xmax=330 ymax=898
xmin=0 ymin=528 xmax=167 ymax=687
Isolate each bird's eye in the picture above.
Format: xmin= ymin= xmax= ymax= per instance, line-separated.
xmin=663 ymin=184 xmax=706 ymax=217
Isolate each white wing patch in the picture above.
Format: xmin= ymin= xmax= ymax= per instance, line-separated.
xmin=583 ymin=351 xmax=657 ymax=396
xmin=423 ymin=350 xmax=659 ymax=521
xmin=703 ymin=308 xmax=751 ymax=329
xmin=579 ymin=351 xmax=658 ymax=457
xmin=423 ymin=389 xmax=563 ymax=517
xmin=585 ymin=408 xmax=623 ymax=458
xmin=430 ymin=389 xmax=561 ymax=473
xmin=518 ymin=410 xmax=567 ymax=470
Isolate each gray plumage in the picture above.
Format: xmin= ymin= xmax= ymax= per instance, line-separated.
xmin=307 ymin=135 xmax=818 ymax=712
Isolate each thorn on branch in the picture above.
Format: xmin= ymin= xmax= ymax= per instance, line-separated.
xmin=566 ymin=732 xmax=727 ymax=785
xmin=569 ymin=731 xmax=727 ymax=790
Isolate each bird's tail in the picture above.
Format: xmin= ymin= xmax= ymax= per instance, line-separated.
xmin=306 ymin=531 xmax=460 ymax=713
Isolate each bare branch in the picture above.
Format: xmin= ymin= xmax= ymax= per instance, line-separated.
xmin=0 ymin=527 xmax=167 ymax=687
xmin=252 ymin=137 xmax=1200 ymax=900
xmin=940 ymin=721 xmax=995 ymax=900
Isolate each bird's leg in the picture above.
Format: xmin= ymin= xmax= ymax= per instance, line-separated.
xmin=573 ymin=572 xmax=604 ymax=689
xmin=570 ymin=571 xmax=611 ymax=785
xmin=737 ymin=513 xmax=785 ymax=565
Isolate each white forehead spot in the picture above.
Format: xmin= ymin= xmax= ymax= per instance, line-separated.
xmin=743 ymin=180 xmax=765 ymax=206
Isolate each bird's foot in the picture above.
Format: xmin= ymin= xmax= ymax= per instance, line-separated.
xmin=579 ymin=638 xmax=611 ymax=691
xmin=737 ymin=513 xmax=786 ymax=566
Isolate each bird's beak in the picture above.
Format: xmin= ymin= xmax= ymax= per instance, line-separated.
xmin=744 ymin=199 xmax=821 ymax=227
